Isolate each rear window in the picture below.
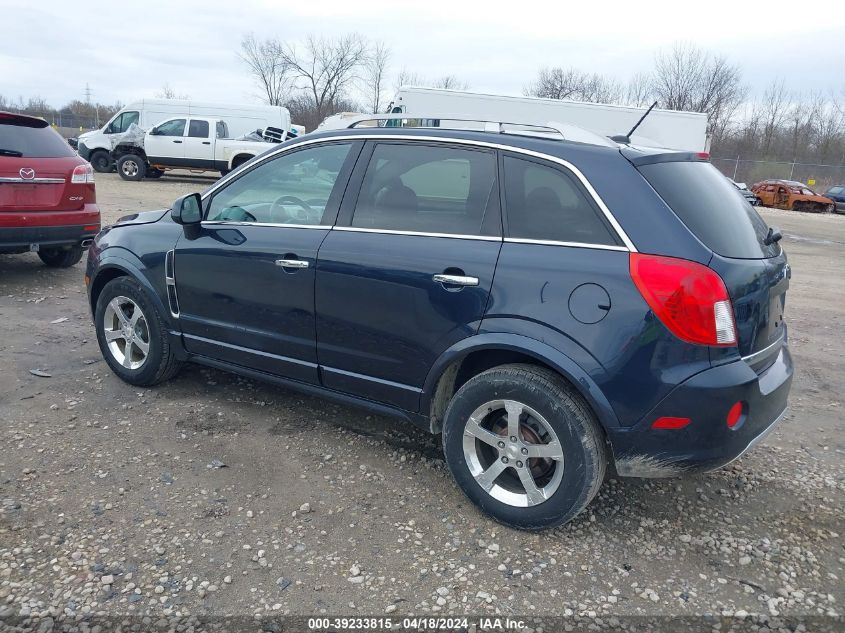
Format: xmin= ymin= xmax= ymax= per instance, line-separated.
xmin=639 ymin=161 xmax=779 ymax=259
xmin=0 ymin=120 xmax=76 ymax=158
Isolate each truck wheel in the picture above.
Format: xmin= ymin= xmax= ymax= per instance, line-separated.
xmin=89 ymin=150 xmax=113 ymax=173
xmin=38 ymin=246 xmax=83 ymax=268
xmin=442 ymin=364 xmax=606 ymax=530
xmin=117 ymin=155 xmax=146 ymax=181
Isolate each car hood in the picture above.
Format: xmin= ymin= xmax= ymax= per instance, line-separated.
xmin=113 ymin=208 xmax=169 ymax=226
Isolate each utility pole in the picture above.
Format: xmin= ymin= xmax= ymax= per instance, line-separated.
xmin=84 ymin=83 xmax=99 ymax=128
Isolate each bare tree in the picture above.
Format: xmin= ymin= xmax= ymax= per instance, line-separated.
xmin=432 ymin=75 xmax=469 ymax=90
xmin=394 ymin=68 xmax=425 ymax=92
xmin=239 ymin=34 xmax=290 ymax=106
xmin=624 ymin=72 xmax=653 ymax=107
xmin=652 ymin=42 xmax=746 ymax=137
xmin=755 ymin=78 xmax=789 ymax=156
xmin=278 ymin=33 xmax=369 ymax=121
xmin=362 ymin=41 xmax=391 ymax=113
xmin=525 ymin=67 xmax=621 ymax=103
xmin=156 ymin=83 xmax=189 ymax=100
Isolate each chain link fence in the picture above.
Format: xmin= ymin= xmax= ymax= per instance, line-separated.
xmin=712 ymin=157 xmax=845 ymax=190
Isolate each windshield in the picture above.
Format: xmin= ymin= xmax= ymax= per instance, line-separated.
xmin=639 ymin=161 xmax=780 ymax=259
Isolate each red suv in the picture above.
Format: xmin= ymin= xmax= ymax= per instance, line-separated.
xmin=1 ymin=112 xmax=100 ymax=267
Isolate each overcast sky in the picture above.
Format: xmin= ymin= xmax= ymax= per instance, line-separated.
xmin=2 ymin=0 xmax=843 ymax=111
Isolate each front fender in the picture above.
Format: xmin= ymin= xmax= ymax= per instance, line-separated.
xmin=90 ymin=249 xmax=175 ymax=331
xmin=420 ymin=331 xmax=620 ymax=432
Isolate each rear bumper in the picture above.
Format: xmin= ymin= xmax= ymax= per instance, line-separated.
xmin=607 ymin=343 xmax=793 ymax=477
xmin=0 ymin=223 xmax=100 ymax=252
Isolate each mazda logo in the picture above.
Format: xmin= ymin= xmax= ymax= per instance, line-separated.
xmin=19 ymin=168 xmax=35 ymax=180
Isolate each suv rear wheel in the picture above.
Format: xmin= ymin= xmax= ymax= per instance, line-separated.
xmin=94 ymin=277 xmax=182 ymax=386
xmin=38 ymin=246 xmax=83 ymax=268
xmin=442 ymin=364 xmax=606 ymax=530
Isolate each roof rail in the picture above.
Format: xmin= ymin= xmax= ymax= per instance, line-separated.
xmin=344 ymin=113 xmax=619 ymax=148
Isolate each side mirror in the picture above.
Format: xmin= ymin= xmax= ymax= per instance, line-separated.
xmin=171 ymin=193 xmax=202 ymax=225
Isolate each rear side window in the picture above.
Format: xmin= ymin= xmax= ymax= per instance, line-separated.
xmin=351 ymin=143 xmax=498 ymax=236
xmin=640 ymin=161 xmax=779 ymax=259
xmin=503 ymin=155 xmax=620 ymax=246
xmin=0 ymin=120 xmax=76 ymax=158
xmin=188 ymin=120 xmax=209 ymax=138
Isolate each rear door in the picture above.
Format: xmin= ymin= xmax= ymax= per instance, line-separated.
xmin=637 ymin=160 xmax=788 ymax=369
xmin=315 ymin=140 xmax=502 ymax=411
xmin=182 ymin=120 xmax=215 ymax=168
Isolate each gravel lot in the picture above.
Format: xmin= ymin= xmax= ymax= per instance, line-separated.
xmin=0 ymin=174 xmax=843 ymax=629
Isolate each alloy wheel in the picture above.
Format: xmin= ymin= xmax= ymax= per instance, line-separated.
xmin=103 ymin=296 xmax=150 ymax=370
xmin=462 ymin=399 xmax=564 ymax=507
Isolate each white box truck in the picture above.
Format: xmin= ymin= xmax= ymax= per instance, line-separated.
xmin=380 ymin=87 xmax=709 ymax=152
xmin=77 ymin=99 xmax=292 ymax=172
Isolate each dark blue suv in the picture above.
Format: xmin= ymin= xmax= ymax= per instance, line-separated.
xmin=85 ymin=122 xmax=793 ymax=529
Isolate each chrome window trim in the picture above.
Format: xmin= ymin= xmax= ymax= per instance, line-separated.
xmin=504 ymin=237 xmax=629 ymax=252
xmin=200 ymin=221 xmax=327 ymax=230
xmin=333 ymin=226 xmax=502 ymax=242
xmin=200 ymin=133 xmax=637 ymax=252
xmin=0 ymin=177 xmax=66 ymax=184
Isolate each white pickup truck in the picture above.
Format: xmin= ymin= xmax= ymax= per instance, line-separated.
xmin=112 ymin=117 xmax=279 ymax=181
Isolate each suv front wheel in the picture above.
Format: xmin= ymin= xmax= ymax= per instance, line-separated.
xmin=94 ymin=277 xmax=182 ymax=386
xmin=442 ymin=364 xmax=606 ymax=530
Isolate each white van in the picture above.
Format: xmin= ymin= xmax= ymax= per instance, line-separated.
xmin=381 ymin=87 xmax=709 ymax=152
xmin=77 ymin=99 xmax=292 ymax=172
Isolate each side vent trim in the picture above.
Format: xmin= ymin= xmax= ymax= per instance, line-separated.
xmin=164 ymin=250 xmax=179 ymax=318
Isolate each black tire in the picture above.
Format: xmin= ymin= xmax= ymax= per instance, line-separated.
xmin=442 ymin=364 xmax=606 ymax=530
xmin=219 ymin=169 xmax=230 ymax=177
xmin=117 ymin=154 xmax=146 ymax=181
xmin=89 ymin=150 xmax=113 ymax=173
xmin=147 ymin=169 xmax=164 ymax=179
xmin=94 ymin=277 xmax=182 ymax=386
xmin=38 ymin=246 xmax=83 ymax=268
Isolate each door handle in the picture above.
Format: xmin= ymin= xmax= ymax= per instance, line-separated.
xmin=202 ymin=141 xmax=211 ymax=145
xmin=173 ymin=140 xmax=183 ymax=144
xmin=275 ymin=259 xmax=309 ymax=269
xmin=433 ymin=273 xmax=478 ymax=287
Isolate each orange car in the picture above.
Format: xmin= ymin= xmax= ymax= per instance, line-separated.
xmin=751 ymin=179 xmax=834 ymax=213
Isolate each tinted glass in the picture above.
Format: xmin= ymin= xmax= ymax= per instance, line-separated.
xmin=207 ymin=143 xmax=352 ymax=225
xmin=0 ymin=121 xmax=75 ymax=158
xmin=640 ymin=161 xmax=779 ymax=259
xmin=503 ymin=155 xmax=619 ymax=246
xmin=352 ymin=143 xmax=497 ymax=236
xmin=154 ymin=119 xmax=186 ymax=136
xmin=188 ymin=120 xmax=209 ymax=138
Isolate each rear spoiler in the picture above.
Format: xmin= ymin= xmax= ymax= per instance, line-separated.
xmin=622 ymin=147 xmax=710 ymax=167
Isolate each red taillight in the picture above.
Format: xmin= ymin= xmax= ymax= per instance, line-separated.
xmin=652 ymin=416 xmax=691 ymax=429
xmin=696 ymin=152 xmax=710 ymax=161
xmin=71 ymin=163 xmax=95 ymax=184
xmin=630 ymin=253 xmax=737 ymax=347
xmin=726 ymin=401 xmax=744 ymax=428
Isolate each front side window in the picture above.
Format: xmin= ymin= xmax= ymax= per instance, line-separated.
xmin=188 ymin=120 xmax=209 ymax=138
xmin=153 ymin=119 xmax=186 ymax=137
xmin=216 ymin=121 xmax=229 ymax=139
xmin=206 ymin=142 xmax=353 ymax=225
xmin=107 ymin=111 xmax=139 ymax=134
xmin=351 ymin=143 xmax=497 ymax=236
xmin=503 ymin=155 xmax=619 ymax=246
